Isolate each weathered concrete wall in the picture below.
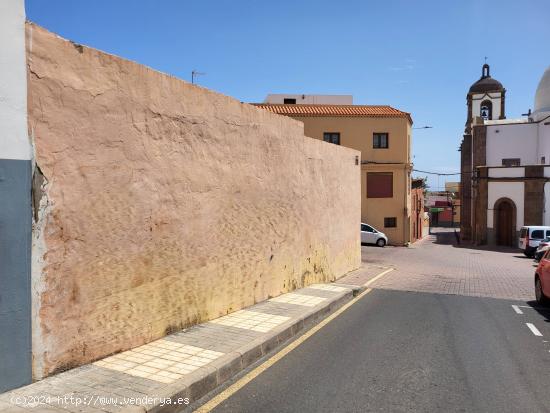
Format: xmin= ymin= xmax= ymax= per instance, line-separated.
xmin=26 ymin=24 xmax=361 ymax=378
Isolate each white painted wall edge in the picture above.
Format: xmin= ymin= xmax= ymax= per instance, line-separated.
xmin=0 ymin=0 xmax=31 ymax=161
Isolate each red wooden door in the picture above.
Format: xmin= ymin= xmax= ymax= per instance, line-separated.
xmin=496 ymin=201 xmax=513 ymax=246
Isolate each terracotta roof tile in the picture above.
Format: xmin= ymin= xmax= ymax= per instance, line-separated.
xmin=253 ymin=104 xmax=412 ymax=124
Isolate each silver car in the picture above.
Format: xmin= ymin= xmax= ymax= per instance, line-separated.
xmin=361 ymin=223 xmax=388 ymax=247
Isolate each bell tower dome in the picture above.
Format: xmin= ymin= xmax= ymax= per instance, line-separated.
xmin=465 ymin=63 xmax=506 ymax=134
xmin=532 ymin=66 xmax=550 ymax=122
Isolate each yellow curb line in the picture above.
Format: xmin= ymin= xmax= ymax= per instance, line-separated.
xmin=193 ymin=268 xmax=394 ymax=413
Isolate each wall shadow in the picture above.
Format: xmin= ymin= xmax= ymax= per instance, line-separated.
xmin=430 ymin=227 xmax=524 ymax=254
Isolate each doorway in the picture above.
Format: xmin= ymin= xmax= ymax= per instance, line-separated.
xmin=494 ymin=198 xmax=516 ymax=247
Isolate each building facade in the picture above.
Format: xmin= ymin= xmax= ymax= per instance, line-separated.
xmin=461 ymin=64 xmax=550 ymax=246
xmin=426 ymin=191 xmax=454 ymax=227
xmin=411 ymin=178 xmax=426 ymax=242
xmin=255 ymin=98 xmax=413 ymax=245
xmin=445 ymin=182 xmax=461 ymax=226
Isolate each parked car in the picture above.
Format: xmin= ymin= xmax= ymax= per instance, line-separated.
xmin=361 ymin=223 xmax=388 ymax=247
xmin=535 ymin=250 xmax=550 ymax=305
xmin=534 ymin=237 xmax=550 ymax=262
xmin=519 ymin=226 xmax=550 ymax=257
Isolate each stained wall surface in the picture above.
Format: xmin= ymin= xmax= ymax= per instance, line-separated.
xmin=26 ymin=24 xmax=361 ymax=378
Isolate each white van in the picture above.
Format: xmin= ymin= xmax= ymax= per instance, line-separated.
xmin=519 ymin=226 xmax=550 ymax=257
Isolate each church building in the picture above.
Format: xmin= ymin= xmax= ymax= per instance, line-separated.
xmin=460 ymin=64 xmax=550 ymax=246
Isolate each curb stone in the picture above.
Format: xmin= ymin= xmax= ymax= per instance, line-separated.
xmin=120 ymin=286 xmax=365 ymax=412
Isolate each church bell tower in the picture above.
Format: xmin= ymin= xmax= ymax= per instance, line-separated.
xmin=460 ymin=63 xmax=506 ymax=241
xmin=465 ymin=63 xmax=506 ymax=134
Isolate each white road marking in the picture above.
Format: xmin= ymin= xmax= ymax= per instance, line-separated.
xmin=526 ymin=323 xmax=543 ymax=337
xmin=512 ymin=305 xmax=523 ymax=314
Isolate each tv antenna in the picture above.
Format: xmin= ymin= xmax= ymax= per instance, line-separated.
xmin=191 ymin=70 xmax=206 ymax=84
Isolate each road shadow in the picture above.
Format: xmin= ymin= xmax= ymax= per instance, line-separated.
xmin=430 ymin=228 xmax=523 ymax=255
xmin=524 ymin=300 xmax=550 ymax=323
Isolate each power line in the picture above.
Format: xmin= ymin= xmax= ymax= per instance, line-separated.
xmin=413 ymin=168 xmax=461 ymax=176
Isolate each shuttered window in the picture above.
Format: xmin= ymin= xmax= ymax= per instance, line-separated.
xmin=367 ymin=172 xmax=393 ymax=198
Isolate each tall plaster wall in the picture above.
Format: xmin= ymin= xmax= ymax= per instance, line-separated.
xmin=27 ymin=24 xmax=361 ymax=378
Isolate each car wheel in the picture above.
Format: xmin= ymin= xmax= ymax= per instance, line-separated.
xmin=535 ymin=276 xmax=549 ymax=305
xmin=376 ymin=238 xmax=386 ymax=247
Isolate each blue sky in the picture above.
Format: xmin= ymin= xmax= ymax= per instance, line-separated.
xmin=26 ymin=0 xmax=550 ymax=190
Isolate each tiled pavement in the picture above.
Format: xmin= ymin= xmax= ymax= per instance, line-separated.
xmin=94 ymin=341 xmax=225 ymax=384
xmin=0 ymin=282 xmax=365 ymax=413
xmin=342 ymin=228 xmax=536 ymax=301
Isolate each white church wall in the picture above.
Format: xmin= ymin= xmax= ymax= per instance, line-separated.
xmin=487 ymin=182 xmax=524 ymax=230
xmin=488 ymin=167 xmax=524 ymax=178
xmin=539 ymin=121 xmax=550 ymax=165
xmin=545 ymin=183 xmax=550 ymax=226
xmin=486 ymin=123 xmax=538 ymax=166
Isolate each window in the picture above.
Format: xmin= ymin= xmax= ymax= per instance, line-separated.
xmin=361 ymin=224 xmax=374 ymax=233
xmin=384 ymin=217 xmax=397 ymax=228
xmin=367 ymin=172 xmax=393 ymax=198
xmin=283 ymin=98 xmax=296 ymax=104
xmin=480 ymin=100 xmax=493 ymax=120
xmin=542 ymin=156 xmax=546 ymax=164
xmin=373 ymin=133 xmax=389 ymax=148
xmin=323 ymin=132 xmax=340 ymax=145
xmin=520 ymin=228 xmax=528 ymax=238
xmin=502 ymin=158 xmax=520 ymax=167
xmin=531 ymin=230 xmax=544 ymax=240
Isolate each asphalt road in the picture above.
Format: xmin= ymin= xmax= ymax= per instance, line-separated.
xmin=203 ymin=289 xmax=550 ymax=413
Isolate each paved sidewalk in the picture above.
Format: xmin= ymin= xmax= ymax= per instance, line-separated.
xmin=0 ymin=273 xmax=376 ymax=413
xmin=360 ymin=229 xmax=536 ymax=301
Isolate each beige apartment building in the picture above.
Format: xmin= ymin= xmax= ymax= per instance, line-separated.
xmin=255 ymin=95 xmax=413 ymax=245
